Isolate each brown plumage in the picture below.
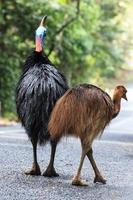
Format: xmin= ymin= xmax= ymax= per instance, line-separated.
xmin=48 ymin=84 xmax=127 ymax=186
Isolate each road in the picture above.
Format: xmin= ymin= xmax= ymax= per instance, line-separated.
xmin=0 ymin=85 xmax=133 ymax=200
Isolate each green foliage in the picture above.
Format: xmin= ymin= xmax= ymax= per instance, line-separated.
xmin=0 ymin=0 xmax=131 ymax=116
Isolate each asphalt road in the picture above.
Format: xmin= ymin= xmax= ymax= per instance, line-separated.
xmin=0 ymin=85 xmax=133 ymax=200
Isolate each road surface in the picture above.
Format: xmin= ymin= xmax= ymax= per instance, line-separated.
xmin=0 ymin=84 xmax=133 ymax=200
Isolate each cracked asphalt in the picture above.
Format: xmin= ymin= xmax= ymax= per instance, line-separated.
xmin=0 ymin=84 xmax=133 ymax=200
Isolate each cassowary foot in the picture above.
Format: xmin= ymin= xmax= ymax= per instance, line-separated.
xmin=72 ymin=177 xmax=88 ymax=186
xmin=25 ymin=163 xmax=41 ymax=176
xmin=43 ymin=166 xmax=59 ymax=177
xmin=94 ymin=175 xmax=106 ymax=184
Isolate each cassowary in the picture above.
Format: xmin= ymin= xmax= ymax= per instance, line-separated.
xmin=48 ymin=84 xmax=127 ymax=185
xmin=16 ymin=16 xmax=68 ymax=176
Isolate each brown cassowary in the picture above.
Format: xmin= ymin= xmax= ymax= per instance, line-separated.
xmin=16 ymin=16 xmax=68 ymax=176
xmin=48 ymin=84 xmax=127 ymax=185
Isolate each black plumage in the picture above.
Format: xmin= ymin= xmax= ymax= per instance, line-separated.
xmin=16 ymin=51 xmax=68 ymax=144
xmin=16 ymin=17 xmax=68 ymax=176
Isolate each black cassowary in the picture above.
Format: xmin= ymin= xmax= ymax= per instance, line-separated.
xmin=16 ymin=16 xmax=68 ymax=176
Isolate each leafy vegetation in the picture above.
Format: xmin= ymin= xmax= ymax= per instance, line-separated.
xmin=0 ymin=0 xmax=132 ymax=116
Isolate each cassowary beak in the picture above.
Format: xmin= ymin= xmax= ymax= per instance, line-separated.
xmin=40 ymin=16 xmax=47 ymax=27
xmin=123 ymin=93 xmax=128 ymax=101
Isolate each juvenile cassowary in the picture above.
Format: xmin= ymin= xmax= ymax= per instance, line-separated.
xmin=16 ymin=16 xmax=68 ymax=176
xmin=48 ymin=84 xmax=127 ymax=185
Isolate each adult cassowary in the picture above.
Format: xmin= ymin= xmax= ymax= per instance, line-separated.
xmin=16 ymin=16 xmax=68 ymax=176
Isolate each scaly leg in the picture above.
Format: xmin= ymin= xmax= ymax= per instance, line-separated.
xmin=25 ymin=137 xmax=41 ymax=176
xmin=72 ymin=145 xmax=87 ymax=186
xmin=87 ymin=148 xmax=106 ymax=184
xmin=43 ymin=141 xmax=59 ymax=177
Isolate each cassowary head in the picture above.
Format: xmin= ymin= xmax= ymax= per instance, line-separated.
xmin=35 ymin=16 xmax=47 ymax=52
xmin=114 ymin=85 xmax=128 ymax=101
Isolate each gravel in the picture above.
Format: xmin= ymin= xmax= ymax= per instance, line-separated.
xmin=0 ymin=134 xmax=133 ymax=200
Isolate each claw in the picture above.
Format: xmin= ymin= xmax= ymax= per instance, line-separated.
xmin=94 ymin=175 xmax=106 ymax=184
xmin=72 ymin=177 xmax=88 ymax=186
xmin=43 ymin=167 xmax=59 ymax=177
xmin=24 ymin=163 xmax=41 ymax=176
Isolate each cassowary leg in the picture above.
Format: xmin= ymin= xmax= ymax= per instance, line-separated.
xmin=43 ymin=141 xmax=59 ymax=177
xmin=25 ymin=137 xmax=41 ymax=176
xmin=86 ymin=148 xmax=106 ymax=184
xmin=72 ymin=146 xmax=87 ymax=186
